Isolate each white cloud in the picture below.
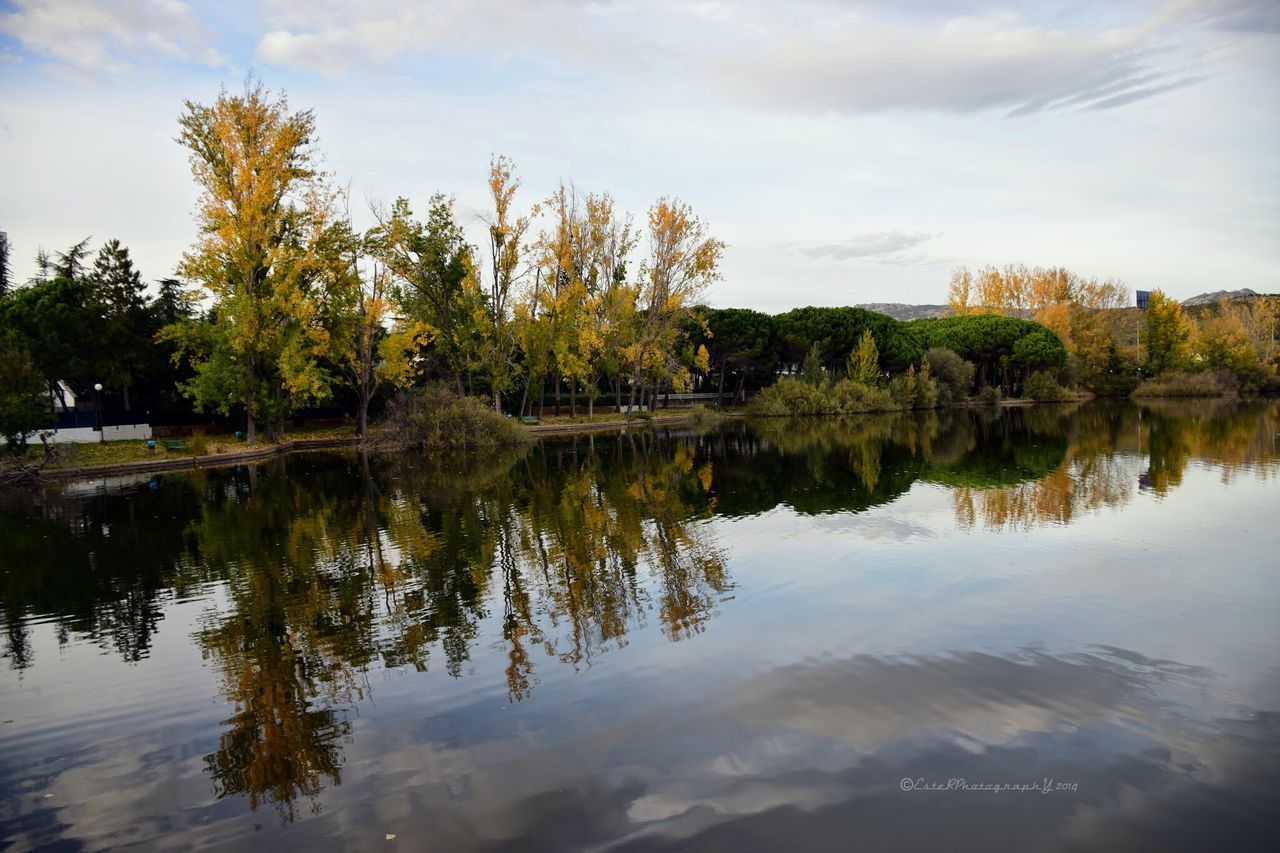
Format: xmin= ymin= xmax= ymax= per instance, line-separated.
xmin=243 ymin=0 xmax=1271 ymax=117
xmin=802 ymin=231 xmax=935 ymax=261
xmin=0 ymin=0 xmax=229 ymax=76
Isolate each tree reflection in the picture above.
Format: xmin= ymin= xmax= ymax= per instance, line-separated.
xmin=950 ymin=401 xmax=1279 ymax=531
xmin=1 ymin=400 xmax=1276 ymax=818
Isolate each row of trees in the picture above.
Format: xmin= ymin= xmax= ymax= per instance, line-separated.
xmin=0 ymin=237 xmax=192 ymax=446
xmin=945 ymin=263 xmax=1280 ymax=386
xmin=687 ymin=305 xmax=1067 ymax=400
xmin=1143 ymin=289 xmax=1279 ymax=378
xmin=161 ymin=81 xmax=725 ymax=444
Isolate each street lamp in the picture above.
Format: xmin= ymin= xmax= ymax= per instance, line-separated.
xmin=94 ymin=382 xmax=103 ymax=441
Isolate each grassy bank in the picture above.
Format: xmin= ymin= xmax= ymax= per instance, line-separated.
xmin=23 ymin=423 xmax=353 ymax=469
xmin=1130 ymin=369 xmax=1280 ymax=399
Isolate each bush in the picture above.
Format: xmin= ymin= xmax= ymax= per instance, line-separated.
xmin=751 ymin=373 xmax=927 ymax=417
xmin=374 ymin=386 xmax=530 ymax=450
xmin=976 ymin=385 xmax=1002 ymax=406
xmin=887 ymin=364 xmax=939 ymax=409
xmin=185 ymin=433 xmax=210 ymax=456
xmin=1024 ymin=370 xmax=1070 ymax=402
xmin=925 ymin=347 xmax=975 ymax=403
xmin=1132 ymin=371 xmax=1232 ymax=399
xmin=750 ymin=376 xmax=832 ymax=416
xmin=830 ymin=378 xmax=896 ymax=413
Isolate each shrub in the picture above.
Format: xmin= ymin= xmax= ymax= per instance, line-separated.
xmin=374 ymin=386 xmax=530 ymax=450
xmin=750 ymin=376 xmax=831 ymax=416
xmin=185 ymin=433 xmax=210 ymax=456
xmin=830 ymin=378 xmax=896 ymax=413
xmin=925 ymin=347 xmax=975 ymax=403
xmin=1024 ymin=370 xmax=1070 ymax=402
xmin=750 ymin=373 xmax=929 ymax=417
xmin=977 ymin=385 xmax=1003 ymax=406
xmin=1132 ymin=371 xmax=1231 ymax=399
xmin=887 ymin=364 xmax=939 ymax=409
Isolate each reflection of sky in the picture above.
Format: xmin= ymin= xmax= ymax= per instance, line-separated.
xmin=2 ymin=443 xmax=1279 ymax=850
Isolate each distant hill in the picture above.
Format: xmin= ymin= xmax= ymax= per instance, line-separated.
xmin=856 ymin=303 xmax=952 ymax=321
xmin=1181 ymin=288 xmax=1259 ymax=306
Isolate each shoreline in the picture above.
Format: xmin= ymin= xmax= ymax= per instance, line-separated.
xmin=22 ymin=391 xmax=1262 ymax=485
xmin=19 ymin=412 xmax=739 ymax=484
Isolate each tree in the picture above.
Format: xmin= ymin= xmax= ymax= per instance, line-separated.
xmin=29 ymin=247 xmax=51 ymax=285
xmin=0 ymin=275 xmax=99 ymax=411
xmin=774 ymin=306 xmax=921 ymax=375
xmin=0 ymin=232 xmax=10 ymax=299
xmin=848 ymin=329 xmax=880 ymax=385
xmin=0 ymin=335 xmax=48 ymax=451
xmin=629 ymin=197 xmax=723 ymax=409
xmin=89 ymin=239 xmax=149 ymax=409
xmin=924 ymin=346 xmax=975 ymax=402
xmin=482 ymin=155 xmax=538 ymax=412
xmin=172 ymin=79 xmax=335 ymax=444
xmin=910 ymin=314 xmax=1065 ymax=392
xmin=323 ymin=220 xmax=430 ymax=437
xmin=1145 ymin=289 xmax=1192 ymax=374
xmin=693 ymin=307 xmax=775 ymax=401
xmin=52 ymin=236 xmax=92 ymax=280
xmin=1196 ymin=297 xmax=1257 ymax=373
xmin=369 ymin=194 xmax=476 ymax=392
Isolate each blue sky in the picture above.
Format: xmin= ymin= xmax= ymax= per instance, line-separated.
xmin=1 ymin=0 xmax=1276 ymax=309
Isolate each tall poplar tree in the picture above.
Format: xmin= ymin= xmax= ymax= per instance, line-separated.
xmin=171 ymin=80 xmax=334 ymax=444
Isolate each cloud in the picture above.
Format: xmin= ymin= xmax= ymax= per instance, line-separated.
xmin=802 ymin=230 xmax=934 ymax=261
xmin=1195 ymin=0 xmax=1280 ymax=34
xmin=0 ymin=0 xmax=229 ymax=76
xmin=242 ymin=0 xmax=1272 ymax=117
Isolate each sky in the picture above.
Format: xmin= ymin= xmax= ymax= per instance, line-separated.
xmin=0 ymin=0 xmax=1277 ymax=310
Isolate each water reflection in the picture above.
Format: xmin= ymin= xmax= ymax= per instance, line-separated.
xmin=0 ymin=400 xmax=1277 ymax=846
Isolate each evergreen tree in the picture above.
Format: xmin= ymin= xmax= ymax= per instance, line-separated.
xmin=848 ymin=329 xmax=880 ymax=385
xmin=52 ymin=236 xmax=92 ymax=280
xmin=89 ymin=239 xmax=150 ymax=409
xmin=0 ymin=232 xmax=11 ymax=299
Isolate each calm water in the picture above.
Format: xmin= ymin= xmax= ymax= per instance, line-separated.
xmin=2 ymin=401 xmax=1278 ymax=851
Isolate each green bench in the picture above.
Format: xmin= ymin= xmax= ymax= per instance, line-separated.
xmin=162 ymin=439 xmax=187 ymax=451
xmin=519 ymin=416 xmax=540 ymax=425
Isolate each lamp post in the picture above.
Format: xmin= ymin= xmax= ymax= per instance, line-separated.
xmin=93 ymin=382 xmax=103 ymax=441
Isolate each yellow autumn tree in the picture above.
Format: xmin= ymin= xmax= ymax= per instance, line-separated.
xmin=172 ymin=79 xmax=337 ymax=444
xmin=628 ymin=197 xmax=724 ymax=410
xmin=482 ymin=155 xmax=539 ymax=412
xmin=1145 ymin=288 xmax=1193 ymax=374
xmin=1196 ymin=297 xmax=1258 ymax=373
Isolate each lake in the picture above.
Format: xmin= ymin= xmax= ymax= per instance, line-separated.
xmin=2 ymin=400 xmax=1278 ymax=851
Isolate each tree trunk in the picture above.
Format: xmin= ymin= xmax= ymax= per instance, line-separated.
xmin=122 ymin=386 xmax=131 ymax=412
xmin=494 ymin=388 xmax=501 ymax=414
xmin=357 ymin=388 xmax=369 ymax=438
xmin=555 ymin=375 xmax=561 ymax=416
xmin=570 ymin=381 xmax=577 ymax=418
xmin=245 ymin=385 xmax=256 ymax=446
xmin=717 ymin=366 xmax=726 ymax=402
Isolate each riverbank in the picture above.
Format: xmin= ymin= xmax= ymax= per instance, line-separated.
xmin=7 ymin=411 xmax=738 ymax=484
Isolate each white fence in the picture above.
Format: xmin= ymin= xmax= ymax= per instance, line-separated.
xmin=26 ymin=424 xmax=152 ymax=444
